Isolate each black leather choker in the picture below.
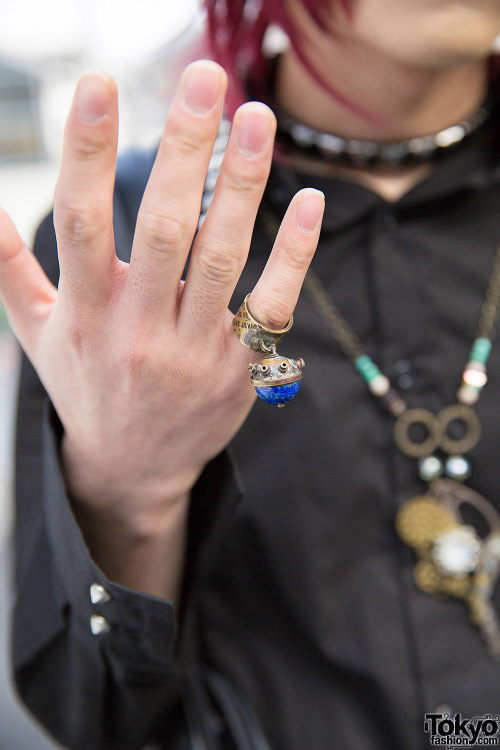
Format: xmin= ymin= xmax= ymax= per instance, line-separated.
xmin=275 ymin=103 xmax=490 ymax=167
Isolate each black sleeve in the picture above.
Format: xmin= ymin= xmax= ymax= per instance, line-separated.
xmin=12 ymin=164 xmax=243 ymax=750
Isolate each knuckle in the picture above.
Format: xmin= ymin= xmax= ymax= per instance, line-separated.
xmin=221 ymin=167 xmax=265 ymax=200
xmin=118 ymin=326 xmax=158 ymax=377
xmin=254 ymin=297 xmax=291 ymax=331
xmin=72 ymin=129 xmax=110 ymax=158
xmin=63 ymin=315 xmax=93 ymax=351
xmin=197 ymin=244 xmax=240 ymax=285
xmin=55 ymin=199 xmax=107 ymax=247
xmin=119 ymin=331 xmax=182 ymax=387
xmin=284 ymin=240 xmax=314 ymax=272
xmin=140 ymin=209 xmax=191 ymax=256
xmin=120 ymin=343 xmax=149 ymax=377
xmin=162 ymin=128 xmax=212 ymax=159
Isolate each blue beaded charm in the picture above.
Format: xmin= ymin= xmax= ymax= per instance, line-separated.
xmin=249 ymin=354 xmax=305 ymax=407
xmin=255 ymin=380 xmax=302 ymax=406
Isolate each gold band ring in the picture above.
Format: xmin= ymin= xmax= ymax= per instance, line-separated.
xmin=232 ymin=294 xmax=293 ymax=353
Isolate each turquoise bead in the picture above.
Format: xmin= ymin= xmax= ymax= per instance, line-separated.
xmin=355 ymin=355 xmax=382 ymax=383
xmin=470 ymin=337 xmax=492 ymax=365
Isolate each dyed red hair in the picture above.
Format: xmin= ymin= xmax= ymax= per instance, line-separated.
xmin=205 ymin=1 xmax=500 ymax=125
xmin=204 ymin=0 xmax=355 ymax=117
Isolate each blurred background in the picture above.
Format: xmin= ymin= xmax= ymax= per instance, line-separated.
xmin=0 ymin=0 xmax=202 ymax=746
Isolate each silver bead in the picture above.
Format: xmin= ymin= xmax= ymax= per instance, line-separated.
xmin=408 ymin=136 xmax=434 ymax=155
xmin=290 ymin=123 xmax=315 ymax=146
xmin=218 ymin=119 xmax=231 ymax=138
xmin=204 ymin=170 xmax=219 ymax=192
xmin=462 ymin=364 xmax=487 ymax=388
xmin=201 ymin=193 xmax=213 ymax=213
xmin=208 ymin=152 xmax=224 ymax=171
xmin=368 ymin=374 xmax=390 ymax=397
xmin=317 ymin=132 xmax=345 ymax=155
xmin=457 ymin=384 xmax=480 ymax=405
xmin=434 ymin=124 xmax=465 ymax=147
xmin=445 ymin=455 xmax=471 ymax=481
xmin=418 ymin=455 xmax=443 ymax=482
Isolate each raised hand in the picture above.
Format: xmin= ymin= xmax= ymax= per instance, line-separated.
xmin=0 ymin=62 xmax=323 ymax=598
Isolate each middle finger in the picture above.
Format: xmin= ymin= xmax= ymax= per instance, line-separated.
xmin=128 ymin=60 xmax=227 ymax=321
xmin=178 ymin=101 xmax=276 ymax=341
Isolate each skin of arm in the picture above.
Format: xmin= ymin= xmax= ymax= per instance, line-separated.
xmin=5 ymin=0 xmax=500 ymax=603
xmin=0 ymin=61 xmax=324 ymax=602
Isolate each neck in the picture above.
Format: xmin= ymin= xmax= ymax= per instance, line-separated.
xmin=276 ymin=45 xmax=488 ymax=143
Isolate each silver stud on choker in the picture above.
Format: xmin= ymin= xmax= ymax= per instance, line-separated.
xmin=275 ymin=103 xmax=490 ymax=167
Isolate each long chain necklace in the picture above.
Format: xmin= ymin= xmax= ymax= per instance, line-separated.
xmin=202 ymin=118 xmax=500 ymax=657
xmin=260 ymin=202 xmax=500 ymax=659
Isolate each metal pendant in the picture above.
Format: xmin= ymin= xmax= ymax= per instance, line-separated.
xmin=393 ymin=404 xmax=481 ymax=459
xmin=248 ymin=353 xmax=305 ymax=407
xmin=232 ymin=294 xmax=305 ymax=407
xmin=395 ymin=478 xmax=500 ymax=658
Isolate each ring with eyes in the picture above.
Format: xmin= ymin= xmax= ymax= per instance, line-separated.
xmin=248 ymin=350 xmax=305 ymax=407
xmin=232 ymin=294 xmax=305 ymax=407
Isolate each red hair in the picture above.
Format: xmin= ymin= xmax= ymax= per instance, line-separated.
xmin=204 ymin=2 xmax=500 ymax=125
xmin=204 ymin=0 xmax=362 ymax=118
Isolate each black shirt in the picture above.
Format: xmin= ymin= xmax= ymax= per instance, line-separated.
xmin=12 ymin=95 xmax=500 ymax=750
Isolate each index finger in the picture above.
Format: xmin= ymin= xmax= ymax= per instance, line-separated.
xmin=127 ymin=61 xmax=227 ymax=322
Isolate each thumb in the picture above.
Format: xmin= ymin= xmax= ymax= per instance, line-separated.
xmin=0 ymin=207 xmax=56 ymax=358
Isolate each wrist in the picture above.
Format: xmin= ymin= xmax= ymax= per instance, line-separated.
xmin=71 ymin=490 xmax=191 ymax=601
xmin=60 ymin=431 xmax=202 ymax=526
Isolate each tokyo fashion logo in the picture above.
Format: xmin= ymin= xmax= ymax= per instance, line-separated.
xmin=424 ymin=712 xmax=500 ymax=746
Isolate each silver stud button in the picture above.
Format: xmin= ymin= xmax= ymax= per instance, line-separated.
xmin=90 ymin=615 xmax=111 ymax=636
xmin=90 ymin=583 xmax=111 ymax=605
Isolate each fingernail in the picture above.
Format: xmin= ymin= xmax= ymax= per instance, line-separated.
xmin=182 ymin=61 xmax=223 ymax=114
xmin=236 ymin=105 xmax=274 ymax=157
xmin=296 ymin=189 xmax=325 ymax=234
xmin=75 ymin=73 xmax=110 ymax=123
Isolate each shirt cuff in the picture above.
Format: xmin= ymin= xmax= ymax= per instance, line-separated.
xmin=19 ymin=399 xmax=243 ymax=675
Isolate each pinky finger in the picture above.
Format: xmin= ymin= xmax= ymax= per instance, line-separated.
xmin=0 ymin=208 xmax=56 ymax=356
xmin=247 ymin=188 xmax=324 ymax=331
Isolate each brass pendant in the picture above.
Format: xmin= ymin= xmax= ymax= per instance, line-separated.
xmin=393 ymin=404 xmax=481 ymax=459
xmin=396 ymin=478 xmax=500 ymax=658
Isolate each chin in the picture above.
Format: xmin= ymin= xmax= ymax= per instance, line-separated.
xmin=385 ymin=32 xmax=500 ymax=69
xmin=408 ymin=10 xmax=500 ymax=67
xmin=427 ymin=29 xmax=500 ymax=66
xmin=353 ymin=4 xmax=500 ymax=69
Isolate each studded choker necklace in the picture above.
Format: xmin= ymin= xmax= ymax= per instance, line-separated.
xmin=274 ymin=102 xmax=490 ymax=168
